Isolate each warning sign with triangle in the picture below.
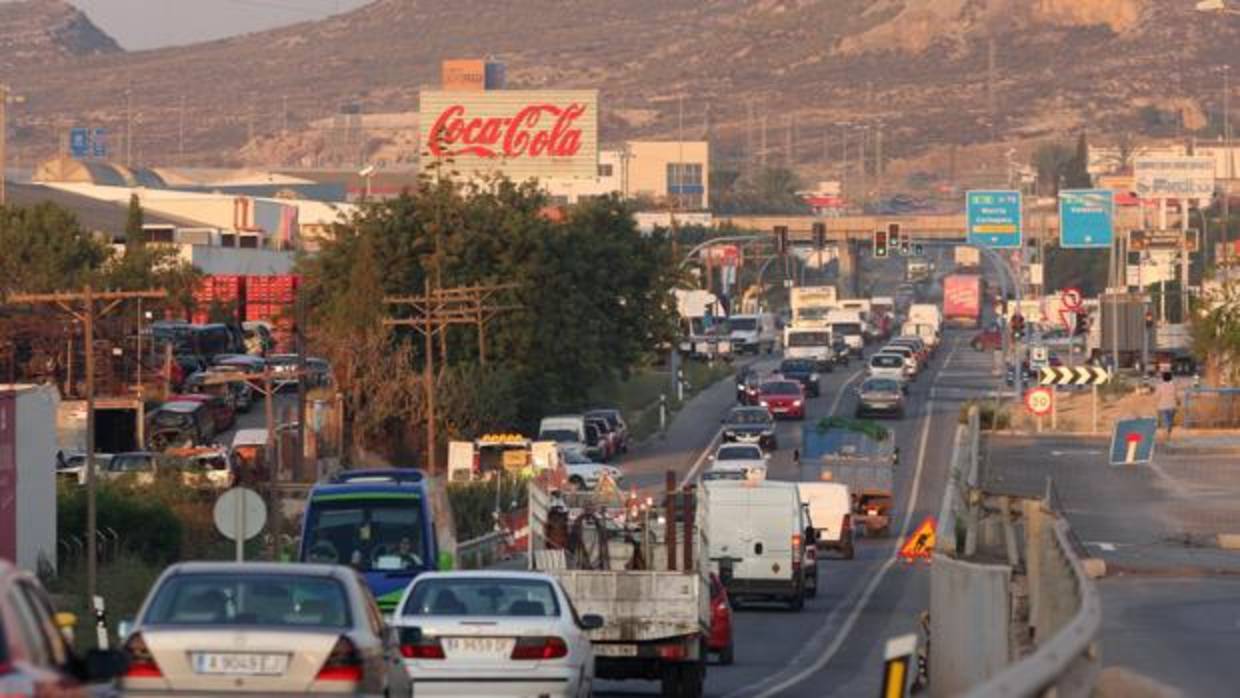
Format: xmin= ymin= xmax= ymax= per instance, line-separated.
xmin=898 ymin=516 xmax=937 ymax=563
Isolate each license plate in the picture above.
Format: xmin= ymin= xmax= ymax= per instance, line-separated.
xmin=443 ymin=637 xmax=514 ymax=657
xmin=594 ymin=643 xmax=638 ymax=657
xmin=192 ymin=652 xmax=288 ymax=676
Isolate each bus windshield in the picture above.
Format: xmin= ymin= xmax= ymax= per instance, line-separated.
xmin=301 ymin=496 xmax=428 ymax=573
xmin=787 ymin=331 xmax=830 ymax=347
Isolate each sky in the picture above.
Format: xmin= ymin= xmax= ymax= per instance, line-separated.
xmin=62 ymin=0 xmax=373 ymax=51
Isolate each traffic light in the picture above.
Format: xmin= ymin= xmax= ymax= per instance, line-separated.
xmin=873 ymin=229 xmax=889 ymax=258
xmin=812 ymin=222 xmax=826 ymax=251
xmin=1011 ymin=313 xmax=1026 ymax=340
xmin=774 ymin=225 xmax=789 ymax=255
xmin=913 ymin=243 xmax=924 ymax=257
xmin=888 ymin=223 xmax=901 ymax=249
xmin=900 ymin=239 xmax=911 ymax=256
xmin=1074 ymin=312 xmax=1089 ymax=337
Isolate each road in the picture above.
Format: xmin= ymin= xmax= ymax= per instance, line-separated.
xmin=596 ymin=254 xmax=1006 ymax=697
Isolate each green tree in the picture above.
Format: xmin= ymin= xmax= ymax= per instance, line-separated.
xmin=1064 ymin=133 xmax=1092 ymax=189
xmin=713 ymin=167 xmax=810 ymax=214
xmin=0 ymin=202 xmax=109 ymax=296
xmin=125 ymin=193 xmax=145 ymax=247
xmin=1191 ymin=280 xmax=1240 ymax=385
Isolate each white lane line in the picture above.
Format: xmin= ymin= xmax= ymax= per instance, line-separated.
xmin=745 ymin=339 xmax=959 ymax=698
xmin=828 ymin=367 xmax=866 ymax=416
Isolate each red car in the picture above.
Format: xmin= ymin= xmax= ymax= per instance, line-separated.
xmin=169 ymin=393 xmax=235 ymax=434
xmin=970 ymin=327 xmax=1003 ymax=352
xmin=759 ymin=379 xmax=806 ymax=420
xmin=708 ymin=573 xmax=734 ymax=665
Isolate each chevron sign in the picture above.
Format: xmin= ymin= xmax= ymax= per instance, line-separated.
xmin=1040 ymin=366 xmax=1110 ymax=386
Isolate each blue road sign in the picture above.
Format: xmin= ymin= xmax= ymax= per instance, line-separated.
xmin=69 ymin=128 xmax=90 ymax=158
xmin=91 ymin=128 xmax=107 ymax=157
xmin=1109 ymin=417 xmax=1157 ymax=466
xmin=1059 ymin=189 xmax=1114 ymax=249
xmin=967 ymin=190 xmax=1022 ymax=249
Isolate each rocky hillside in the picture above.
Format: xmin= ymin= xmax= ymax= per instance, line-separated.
xmin=2 ymin=0 xmax=1236 ymax=172
xmin=0 ymin=0 xmax=119 ymax=73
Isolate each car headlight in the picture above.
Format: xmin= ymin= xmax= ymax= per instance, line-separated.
xmin=810 ymin=373 xmax=820 ymax=381
xmin=793 ymin=400 xmax=803 ymax=407
xmin=760 ymin=400 xmax=769 ymax=407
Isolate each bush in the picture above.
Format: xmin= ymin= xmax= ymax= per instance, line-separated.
xmin=447 ymin=476 xmax=529 ymax=541
xmin=959 ymin=400 xmax=1011 ymax=431
xmin=58 ymin=481 xmax=184 ymax=565
xmin=47 ymin=552 xmax=164 ymax=652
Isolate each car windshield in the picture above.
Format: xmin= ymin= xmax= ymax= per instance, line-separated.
xmin=144 ymin=573 xmax=351 ymax=628
xmin=702 ymin=469 xmax=747 ymax=481
xmin=728 ymin=409 xmax=771 ymax=425
xmin=863 ymin=379 xmax=901 ymax=393
xmin=540 ymin=429 xmax=579 ymax=443
xmin=560 ymin=449 xmax=592 ymax=464
xmin=717 ymin=445 xmax=761 ymax=461
xmin=152 ymin=410 xmax=192 ymax=429
xmin=762 ymin=381 xmax=801 ymax=395
xmin=781 ymin=360 xmax=814 ymax=374
xmin=730 ymin=318 xmax=757 ymax=331
xmin=787 ymin=331 xmax=830 ymax=347
xmin=302 ymin=497 xmax=427 ymax=572
xmin=872 ymin=355 xmax=904 ymax=368
xmin=402 ymin=577 xmax=560 ymax=618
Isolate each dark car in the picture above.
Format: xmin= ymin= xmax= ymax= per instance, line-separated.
xmin=169 ymin=393 xmax=236 ymax=433
xmin=586 ymin=408 xmax=629 ymax=454
xmin=856 ymin=377 xmax=906 ymax=419
xmin=735 ymin=366 xmax=763 ymax=405
xmin=779 ymin=358 xmax=821 ymax=398
xmin=147 ymin=400 xmax=216 ymax=449
xmin=721 ymin=406 xmax=778 ymax=451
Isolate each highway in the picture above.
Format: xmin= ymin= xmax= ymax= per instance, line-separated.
xmin=598 ymin=256 xmax=1006 ymax=697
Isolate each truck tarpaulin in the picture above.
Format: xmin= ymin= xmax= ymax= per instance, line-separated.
xmin=943 ymin=274 xmax=982 ymax=329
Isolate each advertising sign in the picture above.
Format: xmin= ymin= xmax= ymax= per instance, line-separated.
xmin=1059 ymin=189 xmax=1113 ymax=249
xmin=966 ymin=190 xmax=1022 ymax=249
xmin=420 ymin=90 xmax=599 ymax=181
xmin=1133 ymin=157 xmax=1215 ymax=200
xmin=1129 ymin=229 xmax=1199 ymax=252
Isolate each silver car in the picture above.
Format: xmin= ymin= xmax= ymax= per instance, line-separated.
xmin=118 ymin=562 xmax=411 ymax=697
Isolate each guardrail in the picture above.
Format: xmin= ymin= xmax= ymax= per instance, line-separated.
xmin=456 ymin=530 xmax=509 ymax=570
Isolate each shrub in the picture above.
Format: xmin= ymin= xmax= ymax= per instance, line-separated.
xmin=58 ymin=481 xmax=184 ymax=565
xmin=959 ymin=400 xmax=1010 ymax=431
xmin=447 ymin=476 xmax=529 ymax=541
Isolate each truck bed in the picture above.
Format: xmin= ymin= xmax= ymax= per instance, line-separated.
xmin=550 ymin=569 xmax=708 ymax=643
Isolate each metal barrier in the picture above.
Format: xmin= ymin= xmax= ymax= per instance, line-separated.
xmin=1183 ymin=387 xmax=1240 ymax=428
xmin=456 ymin=530 xmax=508 ymax=570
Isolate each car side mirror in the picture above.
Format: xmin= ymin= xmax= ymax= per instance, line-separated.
xmin=580 ymin=614 xmax=606 ymax=631
xmin=117 ymin=619 xmax=134 ymax=641
xmin=83 ymin=648 xmax=129 ymax=681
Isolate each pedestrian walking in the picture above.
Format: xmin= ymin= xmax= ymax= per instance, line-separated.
xmin=1154 ymin=371 xmax=1178 ymax=439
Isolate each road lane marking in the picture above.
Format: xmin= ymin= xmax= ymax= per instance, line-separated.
xmin=743 ymin=340 xmax=960 ymax=698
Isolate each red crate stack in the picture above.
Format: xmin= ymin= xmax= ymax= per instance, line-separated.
xmin=244 ymin=275 xmax=299 ymax=351
xmin=192 ymin=275 xmax=245 ymax=324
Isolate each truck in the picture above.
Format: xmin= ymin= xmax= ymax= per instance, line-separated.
xmin=446 ymin=433 xmax=560 ymax=482
xmin=789 ymin=286 xmax=838 ymax=326
xmin=904 ymin=303 xmax=943 ymax=351
xmin=825 ymin=309 xmax=866 ymax=356
xmin=56 ymin=396 xmax=145 ymax=456
xmin=797 ymin=418 xmax=899 ymax=537
xmin=529 ymin=472 xmax=709 ymax=697
xmin=943 ymin=274 xmax=983 ymax=329
xmin=954 ymin=245 xmax=981 ymax=270
xmin=675 ymin=289 xmax=731 ymax=360
xmin=906 ymin=258 xmax=931 ymax=282
xmin=784 ymin=326 xmax=841 ymax=369
xmin=728 ymin=312 xmax=778 ymax=354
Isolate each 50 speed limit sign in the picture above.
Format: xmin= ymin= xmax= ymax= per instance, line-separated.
xmin=1024 ymin=387 xmax=1053 ymax=417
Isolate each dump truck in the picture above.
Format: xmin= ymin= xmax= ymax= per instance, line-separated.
xmin=529 ymin=471 xmax=709 ymax=697
xmin=797 ymin=418 xmax=899 ymax=537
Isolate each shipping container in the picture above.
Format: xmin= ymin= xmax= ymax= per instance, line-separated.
xmin=943 ymin=274 xmax=982 ymax=328
xmin=0 ymin=385 xmax=58 ymax=572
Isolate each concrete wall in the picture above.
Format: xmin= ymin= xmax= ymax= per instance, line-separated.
xmin=626 ymin=141 xmax=710 ymax=210
xmin=930 ymin=556 xmax=1011 ymax=698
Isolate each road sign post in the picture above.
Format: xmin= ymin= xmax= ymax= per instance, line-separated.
xmin=1109 ymin=417 xmax=1158 ymax=466
xmin=898 ymin=516 xmax=936 ymax=564
xmin=967 ymin=190 xmax=1023 ymax=249
xmin=213 ymin=487 xmax=267 ymax=562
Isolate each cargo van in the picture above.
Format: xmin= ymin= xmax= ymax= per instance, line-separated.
xmin=729 ymin=313 xmax=778 ymax=354
xmin=704 ymin=480 xmax=811 ymax=611
xmin=537 ymin=415 xmax=586 ymax=444
xmin=826 ymin=310 xmax=865 ymax=356
xmin=798 ymin=482 xmax=855 ymax=559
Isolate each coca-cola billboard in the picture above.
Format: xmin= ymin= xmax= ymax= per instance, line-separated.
xmin=420 ymin=90 xmax=599 ymax=180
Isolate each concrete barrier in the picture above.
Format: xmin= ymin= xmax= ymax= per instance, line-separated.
xmin=930 ymin=556 xmax=1012 ymax=698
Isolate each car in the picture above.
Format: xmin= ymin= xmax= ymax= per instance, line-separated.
xmin=735 ymin=366 xmax=763 ymax=405
xmin=0 ymin=559 xmax=128 ymax=695
xmin=868 ymin=353 xmax=910 ymax=386
xmin=889 ymin=336 xmax=930 ymax=363
xmin=706 ymin=443 xmax=769 ymax=481
xmin=1033 ymin=326 xmax=1085 ymax=353
xmin=266 ymin=354 xmax=333 ymax=390
xmin=585 ymin=415 xmax=618 ymax=462
xmin=169 ymin=393 xmax=236 ymax=433
xmin=758 ymin=379 xmax=806 ymax=420
xmin=559 ymin=448 xmax=624 ymax=491
xmin=779 ymin=358 xmax=821 ymax=397
xmin=582 ymin=422 xmax=610 ymax=463
xmin=98 ymin=451 xmax=158 ymax=484
xmin=707 ymin=573 xmax=734 ymax=665
xmin=391 ymin=571 xmax=602 ymax=698
xmin=878 ymin=344 xmax=919 ymax=377
xmin=721 ymin=406 xmax=778 ymax=450
xmin=856 ymin=377 xmax=906 ymax=419
xmin=184 ymin=368 xmax=254 ymax=414
xmin=970 ymin=327 xmax=1003 ymax=352
xmin=147 ymin=400 xmax=216 ymax=449
xmin=118 ymin=561 xmax=413 ymax=697
xmin=586 ymin=408 xmax=629 ymax=454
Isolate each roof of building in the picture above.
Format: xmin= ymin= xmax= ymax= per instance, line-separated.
xmin=4 ymin=182 xmax=184 ymax=239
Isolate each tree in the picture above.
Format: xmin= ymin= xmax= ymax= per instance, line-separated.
xmin=0 ymin=202 xmax=109 ymax=296
xmin=712 ymin=167 xmax=811 ymax=214
xmin=125 ymin=193 xmax=145 ymax=247
xmin=1064 ymin=133 xmax=1092 ymax=189
xmin=1191 ymin=280 xmax=1240 ymax=386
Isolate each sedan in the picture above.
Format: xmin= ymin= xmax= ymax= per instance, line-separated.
xmin=759 ymin=380 xmax=806 ymax=420
xmin=392 ymin=571 xmax=602 ymax=697
xmin=705 ymin=443 xmax=768 ymax=481
xmin=559 ymin=448 xmax=624 ymax=491
xmin=855 ymin=377 xmax=906 ymax=419
xmin=779 ymin=358 xmax=821 ymax=397
xmin=868 ymin=353 xmax=910 ymax=386
xmin=721 ymin=406 xmax=778 ymax=450
xmin=118 ymin=561 xmax=411 ymax=697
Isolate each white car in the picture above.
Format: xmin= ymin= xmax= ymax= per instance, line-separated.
xmin=392 ymin=571 xmax=601 ymax=698
xmin=868 ymin=353 xmax=910 ymax=384
xmin=559 ymin=447 xmax=623 ymax=490
xmin=704 ymin=443 xmax=769 ymax=482
xmin=879 ymin=344 xmax=919 ymax=376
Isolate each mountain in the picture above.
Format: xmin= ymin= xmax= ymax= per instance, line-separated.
xmin=3 ymin=0 xmax=1236 ymax=174
xmin=0 ymin=0 xmax=119 ymax=73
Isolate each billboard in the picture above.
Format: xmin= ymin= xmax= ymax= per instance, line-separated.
xmin=441 ymin=59 xmax=505 ymax=91
xmin=967 ymin=190 xmax=1022 ymax=249
xmin=1133 ymin=156 xmax=1215 ymax=200
xmin=420 ymin=90 xmax=599 ymax=181
xmin=1059 ymin=189 xmax=1114 ymax=249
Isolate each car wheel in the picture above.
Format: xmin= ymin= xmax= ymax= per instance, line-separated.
xmin=719 ymin=639 xmax=735 ymax=666
xmin=769 ymin=437 xmax=778 ymax=451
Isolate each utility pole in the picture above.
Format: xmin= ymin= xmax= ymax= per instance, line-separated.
xmin=248 ymin=102 xmax=255 ymax=144
xmin=282 ymin=94 xmax=290 ymax=134
xmin=987 ymin=37 xmax=998 ymax=144
xmin=760 ymin=113 xmax=768 ymax=169
xmin=1224 ymin=64 xmax=1232 ymax=265
xmin=5 ymin=288 xmax=166 ymax=620
xmin=746 ymin=100 xmax=755 ymax=170
xmin=383 ymin=282 xmax=520 ymax=474
xmin=875 ymin=122 xmax=884 ymax=198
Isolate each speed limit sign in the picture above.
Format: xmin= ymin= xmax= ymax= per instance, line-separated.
xmin=1024 ymin=387 xmax=1053 ymax=417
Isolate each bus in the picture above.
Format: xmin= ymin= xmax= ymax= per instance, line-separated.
xmin=298 ymin=469 xmax=450 ymax=614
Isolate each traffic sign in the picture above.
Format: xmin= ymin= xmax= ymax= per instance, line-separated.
xmin=967 ymin=190 xmax=1022 ymax=249
xmin=1029 ymin=345 xmax=1049 ymax=370
xmin=1024 ymin=386 xmax=1053 ymax=416
xmin=1039 ymin=366 xmax=1110 ymax=386
xmin=69 ymin=128 xmax=90 ymax=158
xmin=1061 ymin=287 xmax=1083 ymax=311
xmin=1109 ymin=417 xmax=1157 ymax=466
xmin=898 ymin=516 xmax=936 ymax=563
xmin=91 ymin=128 xmax=107 ymax=157
xmin=213 ymin=487 xmax=267 ymax=561
xmin=1059 ymin=189 xmax=1114 ymax=249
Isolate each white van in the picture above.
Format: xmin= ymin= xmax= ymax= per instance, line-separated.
xmin=704 ymin=480 xmax=811 ymax=610
xmin=826 ymin=309 xmax=866 ymax=356
xmin=537 ymin=415 xmax=586 ymax=445
xmin=783 ymin=327 xmax=836 ymax=370
xmin=729 ymin=313 xmax=778 ymax=354
xmin=799 ymin=482 xmax=855 ymax=559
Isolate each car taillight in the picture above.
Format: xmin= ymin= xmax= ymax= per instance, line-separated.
xmin=657 ymin=642 xmax=688 ymax=660
xmin=123 ymin=632 xmax=163 ymax=679
xmin=398 ymin=630 xmax=445 ymax=660
xmin=868 ymin=508 xmax=879 ymax=517
xmin=792 ymin=533 xmax=803 ymax=569
xmin=316 ymin=636 xmax=364 ymax=681
xmin=511 ymin=636 xmax=568 ymax=660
